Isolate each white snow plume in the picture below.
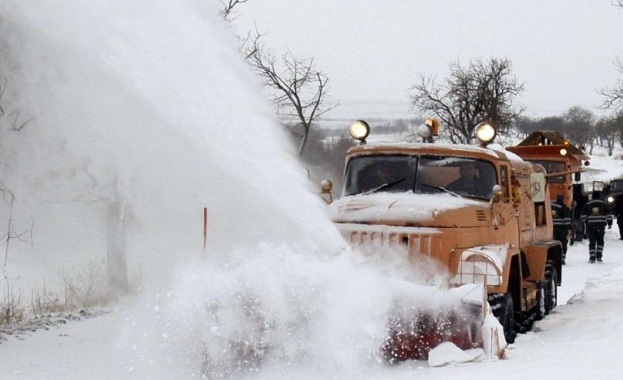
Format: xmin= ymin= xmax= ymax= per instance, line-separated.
xmin=115 ymin=246 xmax=485 ymax=378
xmin=0 ymin=0 xmax=343 ymax=289
xmin=0 ymin=1 xmax=472 ymax=377
xmin=118 ymin=247 xmax=401 ymax=378
xmin=1 ymin=0 xmax=392 ymax=377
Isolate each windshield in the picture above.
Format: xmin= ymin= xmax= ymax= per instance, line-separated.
xmin=343 ymin=155 xmax=497 ymax=199
xmin=611 ymin=180 xmax=623 ymax=193
xmin=531 ymin=160 xmax=565 ymax=183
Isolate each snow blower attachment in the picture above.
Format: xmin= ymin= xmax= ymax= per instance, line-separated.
xmin=380 ymin=283 xmax=486 ymax=362
xmin=325 ymin=119 xmax=563 ymax=362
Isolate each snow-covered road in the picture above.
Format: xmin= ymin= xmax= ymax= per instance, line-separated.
xmin=2 ymin=231 xmax=623 ymax=380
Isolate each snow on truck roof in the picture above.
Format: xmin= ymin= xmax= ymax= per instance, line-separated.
xmin=346 ymin=141 xmax=529 ymax=164
xmin=344 ymin=141 xmax=542 ymax=178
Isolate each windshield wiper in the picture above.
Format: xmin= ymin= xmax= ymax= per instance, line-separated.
xmin=420 ymin=183 xmax=462 ymax=198
xmin=364 ymin=178 xmax=406 ymax=195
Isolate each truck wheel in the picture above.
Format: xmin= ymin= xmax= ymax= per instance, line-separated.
xmin=544 ymin=261 xmax=558 ymax=314
xmin=489 ymin=293 xmax=516 ymax=344
xmin=502 ymin=293 xmax=516 ymax=344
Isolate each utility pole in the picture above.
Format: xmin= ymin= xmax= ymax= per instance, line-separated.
xmin=107 ymin=185 xmax=128 ymax=298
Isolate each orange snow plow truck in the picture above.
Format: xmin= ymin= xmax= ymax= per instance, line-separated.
xmin=322 ymin=120 xmax=562 ymax=362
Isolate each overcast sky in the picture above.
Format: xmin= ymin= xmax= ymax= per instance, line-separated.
xmin=234 ymin=1 xmax=623 ymax=119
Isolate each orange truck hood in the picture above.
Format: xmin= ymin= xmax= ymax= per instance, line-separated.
xmin=329 ymin=192 xmax=489 ymax=228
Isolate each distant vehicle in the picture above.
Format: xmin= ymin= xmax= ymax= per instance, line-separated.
xmin=506 ymin=131 xmax=590 ymax=243
xmin=605 ymin=178 xmax=623 ymax=215
xmin=322 ymin=119 xmax=562 ymax=362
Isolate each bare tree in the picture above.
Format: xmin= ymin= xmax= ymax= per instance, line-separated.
xmin=224 ymin=3 xmax=334 ymax=156
xmin=599 ymin=57 xmax=623 ymax=112
xmin=0 ymin=78 xmax=35 ymax=270
xmin=611 ymin=111 xmax=623 ymax=148
xmin=598 ymin=0 xmax=623 ymax=112
xmin=106 ymin=184 xmax=128 ymax=298
xmin=245 ymin=36 xmax=334 ymax=155
xmin=517 ymin=115 xmax=566 ymax=138
xmin=564 ymin=106 xmax=595 ymax=152
xmin=410 ymin=57 xmax=524 ymax=144
xmin=595 ymin=115 xmax=620 ymax=156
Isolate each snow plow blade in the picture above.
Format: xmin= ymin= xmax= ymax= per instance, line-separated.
xmin=380 ymin=302 xmax=483 ymax=362
xmin=376 ymin=282 xmax=502 ymax=362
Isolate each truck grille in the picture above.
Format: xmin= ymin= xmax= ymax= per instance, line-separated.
xmin=337 ymin=223 xmax=442 ymax=257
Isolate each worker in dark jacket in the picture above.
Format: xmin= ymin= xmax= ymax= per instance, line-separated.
xmin=615 ymin=195 xmax=623 ymax=240
xmin=581 ymin=191 xmax=613 ymax=263
xmin=551 ymin=194 xmax=572 ymax=264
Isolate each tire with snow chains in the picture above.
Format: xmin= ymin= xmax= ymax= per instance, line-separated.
xmin=502 ymin=293 xmax=516 ymax=344
xmin=544 ymin=261 xmax=558 ymax=314
xmin=534 ymin=282 xmax=546 ymax=321
xmin=488 ymin=293 xmax=516 ymax=344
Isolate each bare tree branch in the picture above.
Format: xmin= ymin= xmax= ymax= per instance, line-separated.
xmin=220 ymin=0 xmax=249 ymax=21
xmin=0 ymin=77 xmax=6 ymax=115
xmin=245 ymin=35 xmax=335 ymax=155
xmin=0 ymin=185 xmax=33 ymax=268
xmin=599 ymin=57 xmax=623 ymax=112
xmin=8 ymin=109 xmax=32 ymax=131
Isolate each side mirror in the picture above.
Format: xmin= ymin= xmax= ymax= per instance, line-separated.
xmin=574 ymin=172 xmax=581 ymax=182
xmin=491 ymin=184 xmax=504 ymax=201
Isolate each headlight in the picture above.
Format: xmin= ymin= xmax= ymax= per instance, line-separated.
xmin=349 ymin=120 xmax=370 ymax=142
xmin=474 ymin=122 xmax=496 ymax=145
